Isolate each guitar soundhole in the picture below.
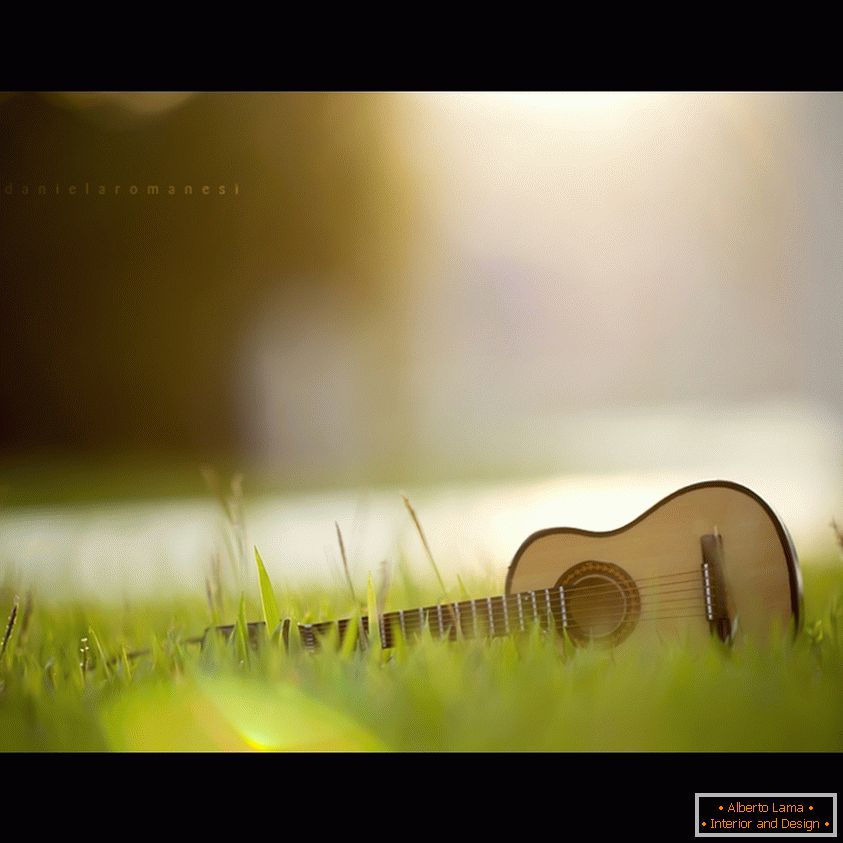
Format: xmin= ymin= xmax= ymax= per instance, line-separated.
xmin=555 ymin=560 xmax=641 ymax=647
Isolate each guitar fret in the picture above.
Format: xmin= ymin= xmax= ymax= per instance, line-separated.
xmin=544 ymin=588 xmax=553 ymax=627
xmin=399 ymin=609 xmax=407 ymax=638
xmin=530 ymin=590 xmax=538 ymax=624
xmin=419 ymin=607 xmax=425 ymax=630
xmin=486 ymin=596 xmax=495 ymax=636
xmin=558 ymin=585 xmax=568 ymax=628
xmin=516 ymin=592 xmax=525 ymax=631
xmin=453 ymin=602 xmax=462 ymax=637
xmin=379 ymin=614 xmax=386 ymax=647
xmin=502 ymin=594 xmax=510 ymax=632
xmin=471 ymin=600 xmax=478 ymax=637
xmin=437 ymin=604 xmax=444 ymax=637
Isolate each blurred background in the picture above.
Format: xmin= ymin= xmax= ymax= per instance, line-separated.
xmin=1 ymin=91 xmax=842 ymax=598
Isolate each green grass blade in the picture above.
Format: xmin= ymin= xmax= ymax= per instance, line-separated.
xmin=402 ymin=494 xmax=447 ymax=597
xmin=88 ymin=626 xmax=112 ymax=680
xmin=367 ymin=573 xmax=381 ymax=653
xmin=235 ymin=592 xmax=250 ymax=667
xmin=339 ymin=607 xmax=360 ymax=659
xmin=456 ymin=575 xmax=470 ymax=600
xmin=335 ymin=521 xmax=358 ymax=604
xmin=254 ymin=546 xmax=280 ymax=641
xmin=0 ymin=595 xmax=19 ymax=660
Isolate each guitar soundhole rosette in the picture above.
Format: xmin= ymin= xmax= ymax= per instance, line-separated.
xmin=555 ymin=560 xmax=641 ymax=647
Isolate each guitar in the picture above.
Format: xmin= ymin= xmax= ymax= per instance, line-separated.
xmin=207 ymin=480 xmax=803 ymax=652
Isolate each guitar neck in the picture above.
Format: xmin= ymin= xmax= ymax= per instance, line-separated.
xmin=297 ymin=587 xmax=570 ymax=650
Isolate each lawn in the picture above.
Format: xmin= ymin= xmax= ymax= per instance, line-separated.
xmin=0 ymin=549 xmax=840 ymax=752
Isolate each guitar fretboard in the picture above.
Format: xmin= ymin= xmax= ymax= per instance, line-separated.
xmin=297 ymin=587 xmax=571 ymax=650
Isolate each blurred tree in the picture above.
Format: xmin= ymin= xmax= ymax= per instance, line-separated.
xmin=0 ymin=92 xmax=416 ymax=479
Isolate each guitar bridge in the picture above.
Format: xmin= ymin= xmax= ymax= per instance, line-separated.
xmin=700 ymin=532 xmax=735 ymax=643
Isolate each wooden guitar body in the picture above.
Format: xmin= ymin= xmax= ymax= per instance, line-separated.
xmin=505 ymin=480 xmax=802 ymax=648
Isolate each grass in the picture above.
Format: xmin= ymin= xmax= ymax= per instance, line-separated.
xmin=0 ymin=553 xmax=841 ymax=752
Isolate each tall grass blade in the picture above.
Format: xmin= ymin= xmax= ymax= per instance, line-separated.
xmin=202 ymin=466 xmax=248 ymax=589
xmin=367 ymin=573 xmax=381 ymax=652
xmin=18 ymin=590 xmax=33 ymax=647
xmin=831 ymin=518 xmax=843 ymax=553
xmin=335 ymin=521 xmax=358 ymax=605
xmin=254 ymin=546 xmax=280 ymax=641
xmin=402 ymin=494 xmax=446 ymax=596
xmin=340 ymin=607 xmax=361 ymax=659
xmin=456 ymin=574 xmax=470 ymax=600
xmin=120 ymin=644 xmax=133 ymax=683
xmin=0 ymin=595 xmax=19 ymax=659
xmin=205 ymin=576 xmax=219 ymax=627
xmin=235 ymin=592 xmax=250 ymax=667
xmin=86 ymin=627 xmax=112 ymax=679
xmin=377 ymin=559 xmax=392 ymax=616
xmin=79 ymin=636 xmax=91 ymax=684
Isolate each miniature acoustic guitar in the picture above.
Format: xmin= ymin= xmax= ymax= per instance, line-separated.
xmin=208 ymin=480 xmax=803 ymax=652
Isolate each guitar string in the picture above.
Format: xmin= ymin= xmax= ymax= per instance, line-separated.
xmin=299 ymin=610 xmax=713 ymax=648
xmin=379 ymin=607 xmax=709 ymax=639
xmin=314 ymin=589 xmax=716 ymax=634
xmin=307 ymin=569 xmax=709 ymax=628
xmin=552 ymin=583 xmax=714 ymax=609
xmin=301 ymin=568 xmax=727 ymax=645
xmin=544 ymin=577 xmax=705 ymax=601
xmin=358 ymin=599 xmax=708 ymax=630
xmin=306 ymin=599 xmax=714 ymax=642
xmin=551 ymin=567 xmax=700 ymax=584
xmin=305 ymin=594 xmax=717 ymax=643
xmin=307 ymin=576 xmax=715 ymax=632
xmin=304 ymin=567 xmax=707 ymax=630
xmin=342 ymin=571 xmax=709 ymax=625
